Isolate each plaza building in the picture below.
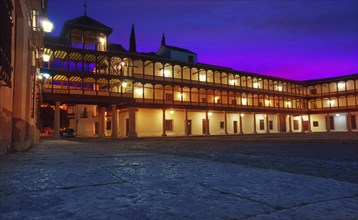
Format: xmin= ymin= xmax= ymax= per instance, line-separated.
xmin=40 ymin=13 xmax=358 ymax=139
xmin=0 ymin=0 xmax=50 ymax=154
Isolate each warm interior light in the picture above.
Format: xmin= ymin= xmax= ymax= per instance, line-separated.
xmin=286 ymin=101 xmax=291 ymax=107
xmin=214 ymin=96 xmax=220 ymax=103
xmin=135 ymin=87 xmax=143 ymax=95
xmin=208 ymin=111 xmax=213 ymax=116
xmin=121 ymin=82 xmax=127 ymax=88
xmin=265 ymin=99 xmax=270 ymax=106
xmin=253 ymin=82 xmax=259 ymax=88
xmin=121 ymin=62 xmax=125 ymax=66
xmin=42 ymin=73 xmax=50 ymax=79
xmin=169 ymin=110 xmax=174 ymax=114
xmin=240 ymin=113 xmax=244 ymax=117
xmin=328 ymin=100 xmax=334 ymax=105
xmin=37 ymin=74 xmax=43 ymax=80
xmin=242 ymin=98 xmax=247 ymax=105
xmin=99 ymin=37 xmax=105 ymax=44
xmin=177 ymin=93 xmax=183 ymax=100
xmin=338 ymin=82 xmax=345 ymax=89
xmin=229 ymin=79 xmax=235 ymax=85
xmin=302 ymin=115 xmax=308 ymax=121
xmin=277 ymin=86 xmax=282 ymax=91
xmin=199 ymin=74 xmax=206 ymax=82
xmin=335 ymin=114 xmax=340 ymax=117
xmin=42 ymin=19 xmax=53 ymax=33
xmin=164 ymin=69 xmax=171 ymax=77
xmin=43 ymin=54 xmax=50 ymax=62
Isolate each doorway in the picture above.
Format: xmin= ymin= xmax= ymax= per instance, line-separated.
xmin=233 ymin=121 xmax=238 ymax=134
xmin=279 ymin=115 xmax=286 ymax=132
xmin=187 ymin=120 xmax=192 ymax=135
xmin=202 ymin=119 xmax=207 ymax=134
xmin=126 ymin=118 xmax=129 ymax=136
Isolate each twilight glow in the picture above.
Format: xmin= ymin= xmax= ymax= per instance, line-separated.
xmin=48 ymin=0 xmax=358 ymax=80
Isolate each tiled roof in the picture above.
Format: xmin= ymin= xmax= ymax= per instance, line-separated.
xmin=60 ymin=15 xmax=113 ymax=37
xmin=163 ymin=44 xmax=196 ymax=54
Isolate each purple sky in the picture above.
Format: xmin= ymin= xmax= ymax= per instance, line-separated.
xmin=47 ymin=0 xmax=358 ymax=81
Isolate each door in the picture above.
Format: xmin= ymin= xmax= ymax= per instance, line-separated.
xmin=302 ymin=121 xmax=309 ymax=131
xmin=202 ymin=119 xmax=207 ymax=134
xmin=187 ymin=120 xmax=192 ymax=135
xmin=233 ymin=121 xmax=238 ymax=134
xmin=126 ymin=118 xmax=129 ymax=136
xmin=95 ymin=122 xmax=98 ymax=135
xmin=280 ymin=115 xmax=286 ymax=132
xmin=329 ymin=116 xmax=334 ymax=130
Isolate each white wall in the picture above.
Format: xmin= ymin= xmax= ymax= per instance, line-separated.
xmin=136 ymin=108 xmax=162 ymax=137
xmin=227 ymin=113 xmax=240 ymax=134
xmin=187 ymin=111 xmax=206 ymax=135
xmin=310 ymin=114 xmax=326 ymax=132
xmin=209 ymin=112 xmax=226 ymax=135
xmin=118 ymin=111 xmax=129 ymax=137
xmin=332 ymin=113 xmax=347 ymax=131
xmin=241 ymin=113 xmax=254 ymax=134
xmin=165 ymin=110 xmax=185 ymax=136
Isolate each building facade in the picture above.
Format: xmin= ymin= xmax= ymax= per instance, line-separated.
xmin=41 ymin=14 xmax=358 ymax=139
xmin=0 ymin=0 xmax=48 ymax=154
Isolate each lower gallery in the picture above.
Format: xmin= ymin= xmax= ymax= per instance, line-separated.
xmin=48 ymin=104 xmax=357 ymax=138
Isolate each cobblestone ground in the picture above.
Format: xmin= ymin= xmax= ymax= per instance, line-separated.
xmin=1 ymin=133 xmax=358 ymax=219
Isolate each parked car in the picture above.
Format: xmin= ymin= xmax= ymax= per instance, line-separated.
xmin=60 ymin=128 xmax=76 ymax=137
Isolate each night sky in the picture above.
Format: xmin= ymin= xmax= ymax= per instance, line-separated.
xmin=47 ymin=0 xmax=358 ymax=81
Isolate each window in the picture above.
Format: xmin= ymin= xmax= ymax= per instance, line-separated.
xmin=188 ymin=55 xmax=193 ymax=63
xmin=351 ymin=115 xmax=357 ymax=129
xmin=201 ymin=97 xmax=207 ymax=103
xmin=81 ymin=107 xmax=88 ymax=118
xmin=269 ymin=121 xmax=273 ymax=130
xmin=165 ymin=120 xmax=173 ymax=131
xmin=313 ymin=121 xmax=319 ymax=127
xmin=310 ymin=89 xmax=317 ymax=95
xmin=31 ymin=10 xmax=40 ymax=31
xmin=106 ymin=120 xmax=111 ymax=130
xmin=293 ymin=120 xmax=299 ymax=130
xmin=165 ymin=93 xmax=173 ymax=101
xmin=220 ymin=121 xmax=224 ymax=129
xmin=259 ymin=119 xmax=264 ymax=130
xmin=0 ymin=0 xmax=13 ymax=87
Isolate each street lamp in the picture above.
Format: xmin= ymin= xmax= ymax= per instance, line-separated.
xmin=42 ymin=19 xmax=53 ymax=33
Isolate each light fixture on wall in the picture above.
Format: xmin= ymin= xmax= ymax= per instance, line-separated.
xmin=335 ymin=114 xmax=340 ymax=117
xmin=135 ymin=87 xmax=143 ymax=96
xmin=99 ymin=37 xmax=105 ymax=44
xmin=240 ymin=113 xmax=244 ymax=117
xmin=42 ymin=54 xmax=50 ymax=62
xmin=121 ymin=81 xmax=127 ymax=88
xmin=277 ymin=86 xmax=282 ymax=91
xmin=169 ymin=110 xmax=174 ymax=114
xmin=242 ymin=98 xmax=247 ymax=105
xmin=41 ymin=19 xmax=53 ymax=33
xmin=208 ymin=111 xmax=213 ymax=116
xmin=199 ymin=74 xmax=206 ymax=82
xmin=338 ymin=82 xmax=345 ymax=90
xmin=253 ymin=82 xmax=259 ymax=88
xmin=164 ymin=69 xmax=171 ymax=77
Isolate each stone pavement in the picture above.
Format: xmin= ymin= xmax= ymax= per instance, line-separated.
xmin=1 ymin=138 xmax=358 ymax=219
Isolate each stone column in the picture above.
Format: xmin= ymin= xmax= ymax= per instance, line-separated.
xmin=326 ymin=114 xmax=330 ymax=132
xmin=206 ymin=111 xmax=210 ymax=136
xmin=308 ymin=114 xmax=312 ymax=132
xmin=54 ymin=102 xmax=61 ymax=139
xmin=288 ymin=115 xmax=292 ymax=133
xmin=253 ymin=113 xmax=257 ymax=134
xmin=266 ymin=114 xmax=270 ymax=134
xmin=224 ymin=111 xmax=228 ymax=135
xmin=98 ymin=107 xmax=106 ymax=138
xmin=111 ymin=105 xmax=118 ymax=138
xmin=301 ymin=115 xmax=305 ymax=133
xmin=347 ymin=112 xmax=352 ymax=132
xmin=128 ymin=107 xmax=137 ymax=138
xmin=277 ymin=113 xmax=281 ymax=133
xmin=239 ymin=113 xmax=244 ymax=135
xmin=185 ymin=109 xmax=189 ymax=136
xmin=162 ymin=108 xmax=167 ymax=136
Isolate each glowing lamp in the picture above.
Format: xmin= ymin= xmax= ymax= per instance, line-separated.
xmin=169 ymin=110 xmax=174 ymax=114
xmin=277 ymin=86 xmax=282 ymax=91
xmin=42 ymin=19 xmax=53 ymax=33
xmin=338 ymin=82 xmax=345 ymax=89
xmin=164 ymin=70 xmax=171 ymax=77
xmin=99 ymin=37 xmax=105 ymax=44
xmin=42 ymin=73 xmax=50 ymax=79
xmin=242 ymin=98 xmax=247 ymax=105
xmin=335 ymin=114 xmax=340 ymax=117
xmin=121 ymin=82 xmax=127 ymax=88
xmin=208 ymin=111 xmax=213 ymax=116
xmin=199 ymin=74 xmax=206 ymax=82
xmin=240 ymin=113 xmax=244 ymax=117
xmin=135 ymin=88 xmax=143 ymax=96
xmin=253 ymin=82 xmax=259 ymax=88
xmin=42 ymin=54 xmax=50 ymax=62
